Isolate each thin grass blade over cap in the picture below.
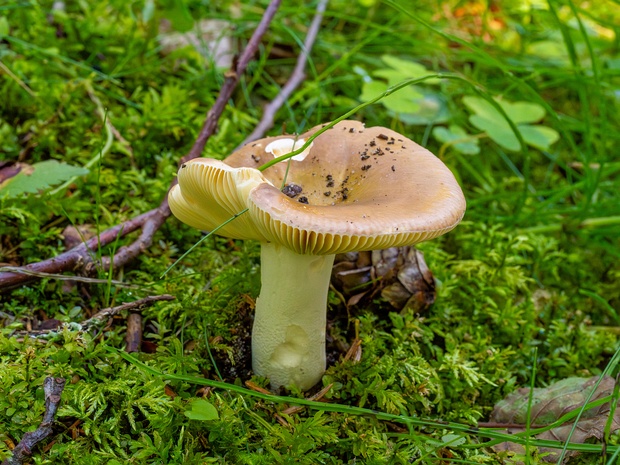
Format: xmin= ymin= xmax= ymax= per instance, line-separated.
xmin=170 ymin=120 xmax=466 ymax=255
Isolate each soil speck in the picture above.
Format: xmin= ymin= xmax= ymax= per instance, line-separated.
xmin=282 ymin=183 xmax=303 ymax=198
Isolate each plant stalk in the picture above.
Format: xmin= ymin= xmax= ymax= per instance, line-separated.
xmin=518 ymin=215 xmax=620 ymax=234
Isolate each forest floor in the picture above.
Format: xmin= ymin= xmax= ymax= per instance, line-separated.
xmin=1 ymin=1 xmax=619 ymax=464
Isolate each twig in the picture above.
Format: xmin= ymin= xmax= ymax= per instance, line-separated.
xmin=184 ymin=0 xmax=283 ymax=162
xmin=0 ymin=0 xmax=325 ymax=291
xmin=240 ymin=0 xmax=328 ymax=145
xmin=0 ymin=0 xmax=283 ymax=292
xmin=0 ymin=209 xmax=160 ymax=290
xmin=2 ymin=377 xmax=66 ymax=465
xmin=89 ymin=0 xmax=298 ymax=269
xmin=0 ymin=266 xmax=141 ymax=288
xmin=98 ymin=202 xmax=172 ymax=272
xmin=125 ymin=313 xmax=142 ymax=353
xmin=81 ymin=294 xmax=175 ymax=329
xmin=13 ymin=295 xmax=175 ymax=338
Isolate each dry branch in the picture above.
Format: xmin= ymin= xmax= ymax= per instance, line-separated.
xmin=13 ymin=295 xmax=175 ymax=339
xmin=81 ymin=294 xmax=175 ymax=329
xmin=241 ymin=0 xmax=328 ymax=145
xmin=184 ymin=0 xmax=283 ymax=162
xmin=125 ymin=313 xmax=143 ymax=353
xmin=2 ymin=377 xmax=66 ymax=465
xmin=0 ymin=209 xmax=160 ymax=290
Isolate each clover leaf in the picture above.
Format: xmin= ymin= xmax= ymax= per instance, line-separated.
xmin=360 ymin=79 xmax=423 ymax=114
xmin=463 ymin=96 xmax=559 ymax=151
xmin=359 ymin=55 xmax=448 ymax=124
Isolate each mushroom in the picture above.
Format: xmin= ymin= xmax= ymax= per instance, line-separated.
xmin=168 ymin=120 xmax=466 ymax=390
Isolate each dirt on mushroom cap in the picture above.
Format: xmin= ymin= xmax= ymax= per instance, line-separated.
xmin=231 ymin=121 xmax=466 ymax=254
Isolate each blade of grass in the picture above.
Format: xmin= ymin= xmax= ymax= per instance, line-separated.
xmin=259 ymin=74 xmax=527 ymax=171
xmin=563 ymin=0 xmax=609 ymax=216
xmin=383 ymin=0 xmax=582 ymax=183
xmin=525 ymin=348 xmax=538 ymax=465
xmin=111 ymin=347 xmax=619 ymax=455
xmin=160 ymin=208 xmax=249 ymax=279
xmin=555 ymin=348 xmax=620 ymax=464
xmin=578 ymin=289 xmax=620 ymax=324
xmin=603 ymin=374 xmax=620 ymax=460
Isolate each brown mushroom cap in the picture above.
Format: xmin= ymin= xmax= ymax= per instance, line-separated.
xmin=169 ymin=120 xmax=466 ymax=255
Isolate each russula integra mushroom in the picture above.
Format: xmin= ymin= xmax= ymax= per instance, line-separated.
xmin=168 ymin=120 xmax=466 ymax=390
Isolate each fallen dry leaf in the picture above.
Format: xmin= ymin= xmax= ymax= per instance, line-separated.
xmin=159 ymin=19 xmax=235 ymax=68
xmin=331 ymin=246 xmax=436 ymax=312
xmin=489 ymin=375 xmax=619 ymax=463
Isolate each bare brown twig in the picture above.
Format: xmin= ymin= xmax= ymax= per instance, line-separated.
xmin=2 ymin=377 xmax=66 ymax=465
xmin=241 ymin=0 xmax=328 ymax=145
xmin=12 ymin=295 xmax=175 ymax=339
xmin=125 ymin=313 xmax=143 ymax=353
xmin=0 ymin=209 xmax=160 ymax=290
xmin=185 ymin=0 xmax=283 ymax=163
xmin=81 ymin=294 xmax=175 ymax=329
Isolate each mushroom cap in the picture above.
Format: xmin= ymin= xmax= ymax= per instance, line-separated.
xmin=169 ymin=120 xmax=466 ymax=255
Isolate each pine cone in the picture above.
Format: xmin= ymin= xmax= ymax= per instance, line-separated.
xmin=331 ymin=246 xmax=436 ymax=312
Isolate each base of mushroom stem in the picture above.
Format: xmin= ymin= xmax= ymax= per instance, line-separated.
xmin=251 ymin=242 xmax=335 ymax=390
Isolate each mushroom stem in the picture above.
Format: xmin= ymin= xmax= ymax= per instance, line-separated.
xmin=252 ymin=242 xmax=335 ymax=390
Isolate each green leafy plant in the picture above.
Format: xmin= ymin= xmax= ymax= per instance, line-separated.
xmin=358 ymin=55 xmax=448 ymax=124
xmin=0 ymin=160 xmax=89 ymax=198
xmin=462 ymin=96 xmax=560 ymax=152
xmin=183 ymin=398 xmax=219 ymax=421
xmin=433 ymin=124 xmax=481 ymax=155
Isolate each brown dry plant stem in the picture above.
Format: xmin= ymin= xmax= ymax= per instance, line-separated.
xmin=0 ymin=0 xmax=291 ymax=292
xmin=81 ymin=295 xmax=175 ymax=329
xmin=0 ymin=209 xmax=163 ymax=290
xmin=241 ymin=0 xmax=328 ymax=145
xmin=125 ymin=313 xmax=143 ymax=353
xmin=185 ymin=0 xmax=283 ymax=162
xmin=13 ymin=295 xmax=175 ymax=339
xmin=2 ymin=377 xmax=66 ymax=465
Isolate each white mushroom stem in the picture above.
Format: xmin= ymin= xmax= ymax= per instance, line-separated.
xmin=252 ymin=242 xmax=335 ymax=390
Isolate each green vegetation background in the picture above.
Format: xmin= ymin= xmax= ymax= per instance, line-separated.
xmin=1 ymin=0 xmax=619 ymax=463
